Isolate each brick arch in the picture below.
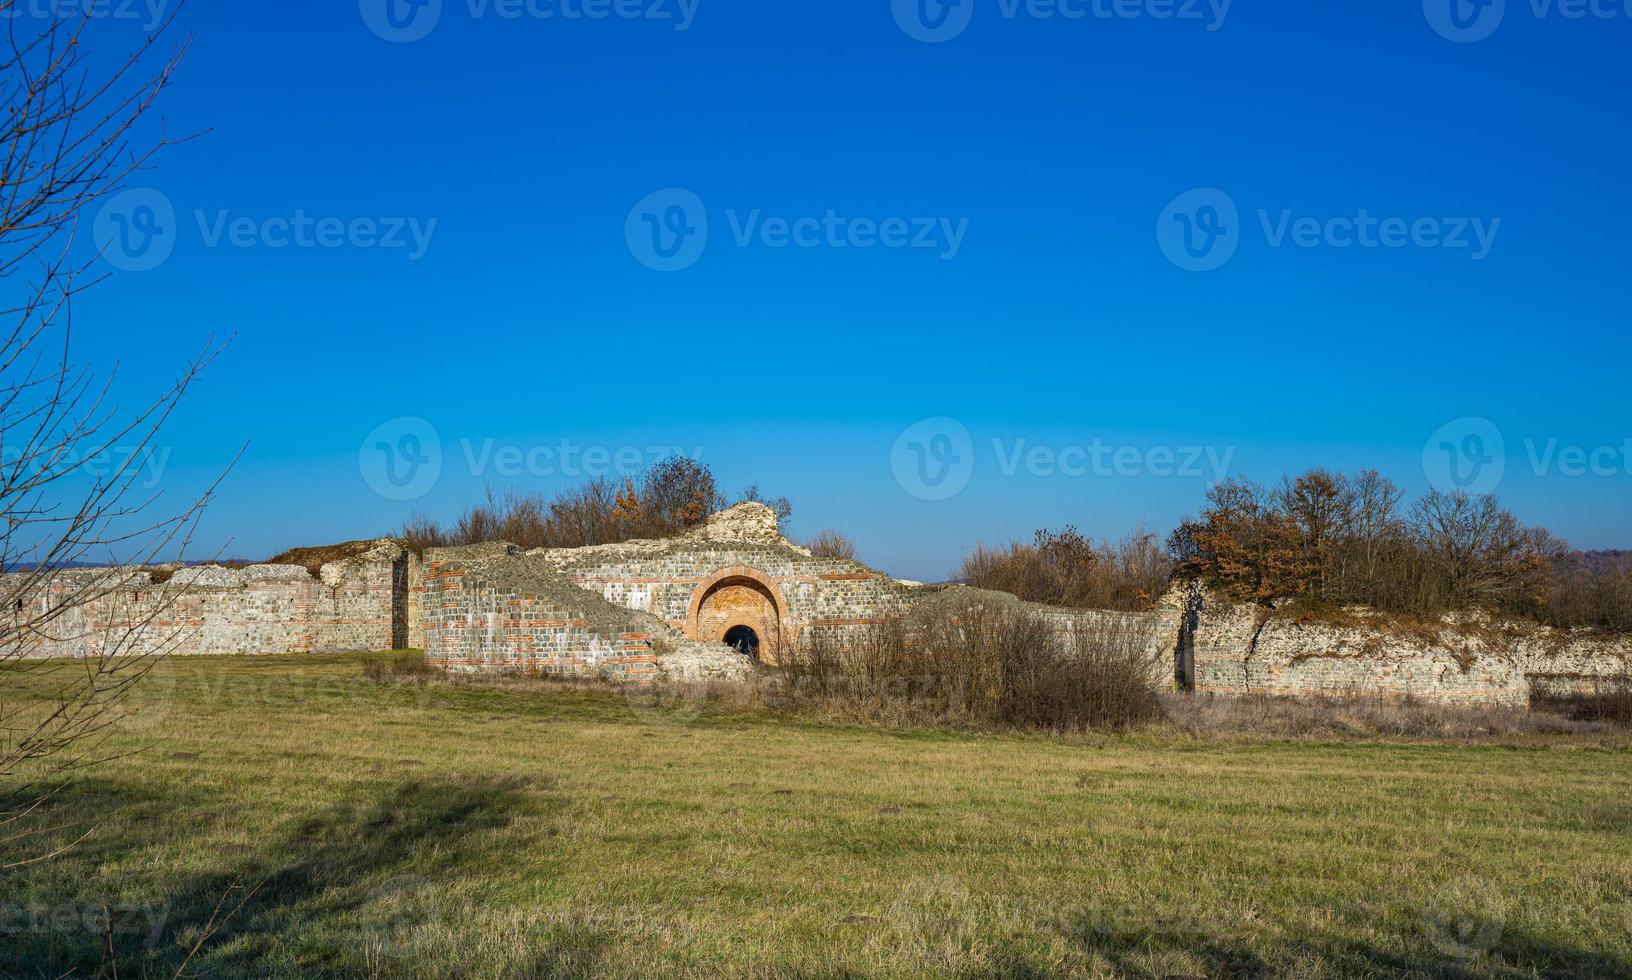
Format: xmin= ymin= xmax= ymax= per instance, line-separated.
xmin=686 ymin=566 xmax=790 ymax=664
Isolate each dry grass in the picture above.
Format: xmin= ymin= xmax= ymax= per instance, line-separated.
xmin=2 ymin=653 xmax=1629 ymax=977
xmin=1164 ymin=691 xmax=1628 ymax=742
xmin=265 ymin=539 xmax=387 ymax=577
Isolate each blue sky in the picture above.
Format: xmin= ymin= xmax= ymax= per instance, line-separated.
xmin=51 ymin=0 xmax=1632 ymax=580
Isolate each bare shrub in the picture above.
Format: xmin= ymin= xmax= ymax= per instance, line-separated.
xmin=958 ymin=525 xmax=1172 ymax=612
xmin=1003 ymin=618 xmax=1165 ymax=732
xmin=395 ymin=456 xmax=729 ymax=552
xmin=1544 ymin=551 xmax=1632 ymax=632
xmin=1529 ymin=670 xmax=1632 ymax=727
xmin=773 ymin=602 xmax=1163 ymax=733
xmin=362 ymin=651 xmax=435 ymax=682
xmin=806 ymin=529 xmax=856 ymax=561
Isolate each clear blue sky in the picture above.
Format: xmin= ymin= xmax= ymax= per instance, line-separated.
xmin=64 ymin=0 xmax=1631 ymax=581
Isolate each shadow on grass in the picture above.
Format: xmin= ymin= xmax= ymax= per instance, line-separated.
xmin=2 ymin=774 xmax=545 ymax=976
xmin=1053 ymin=912 xmax=1632 ymax=980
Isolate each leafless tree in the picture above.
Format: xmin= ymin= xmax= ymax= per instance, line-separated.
xmin=0 ymin=3 xmax=222 ymax=868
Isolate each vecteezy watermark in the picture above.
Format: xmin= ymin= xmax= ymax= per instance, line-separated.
xmin=93 ymin=189 xmax=438 ymax=271
xmin=94 ymin=188 xmax=177 ymax=273
xmin=358 ymin=416 xmax=706 ymax=501
xmin=625 ymin=188 xmax=709 ymax=272
xmin=363 ymin=874 xmax=439 ymax=958
xmin=0 ymin=444 xmax=171 ymax=490
xmin=359 ymin=0 xmax=699 ymax=42
xmin=890 ymin=417 xmax=1235 ymax=501
xmin=1423 ymin=417 xmax=1507 ymax=495
xmin=1424 ymin=0 xmax=1632 ymax=42
xmin=992 ymin=438 xmax=1236 ymax=481
xmin=1155 ymin=187 xmax=1240 ymax=272
xmin=195 ymin=209 xmax=437 ymax=261
xmin=1421 ymin=876 xmax=1504 ymax=961
xmin=361 ymin=417 xmax=444 ymax=502
xmin=1158 ymin=188 xmax=1501 ymax=272
xmin=0 ymin=900 xmax=170 ymax=946
xmin=893 ymin=0 xmax=1231 ymax=43
xmin=625 ymin=188 xmax=970 ymax=271
xmin=1422 ymin=416 xmax=1632 ymax=494
xmin=892 ymin=417 xmax=977 ymax=501
xmin=0 ymin=0 xmax=171 ymax=30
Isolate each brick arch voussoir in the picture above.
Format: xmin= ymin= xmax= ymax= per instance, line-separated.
xmin=685 ymin=565 xmax=792 ymax=644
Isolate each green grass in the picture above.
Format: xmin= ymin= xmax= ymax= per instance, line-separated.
xmin=3 ymin=652 xmax=1630 ymax=978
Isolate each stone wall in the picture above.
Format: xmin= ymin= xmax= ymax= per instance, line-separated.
xmin=4 ymin=541 xmax=412 ymax=659
xmin=418 ymin=505 xmax=1185 ymax=683
xmin=420 ymin=544 xmax=659 ymax=679
xmin=529 ymin=503 xmax=914 ymax=650
xmin=1175 ymin=584 xmax=1632 ymax=705
xmin=19 ymin=506 xmax=1624 ymax=708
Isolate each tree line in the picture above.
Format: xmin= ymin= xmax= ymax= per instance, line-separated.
xmin=395 ymin=457 xmax=850 ymax=555
xmin=1163 ymin=470 xmax=1629 ymax=629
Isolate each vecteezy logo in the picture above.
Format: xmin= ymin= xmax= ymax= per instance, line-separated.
xmin=892 ymin=0 xmax=974 ymax=43
xmin=359 ymin=417 xmax=443 ymax=501
xmin=93 ymin=188 xmax=176 ymax=272
xmin=891 ymin=417 xmax=975 ymax=501
xmin=360 ymin=0 xmax=443 ymax=42
xmin=1423 ymin=417 xmax=1506 ymax=495
xmin=625 ymin=188 xmax=708 ymax=272
xmin=1423 ymin=0 xmax=1505 ymax=42
xmin=365 ymin=873 xmax=439 ymax=957
xmin=1422 ymin=876 xmax=1504 ymax=960
xmin=1156 ymin=188 xmax=1239 ymax=272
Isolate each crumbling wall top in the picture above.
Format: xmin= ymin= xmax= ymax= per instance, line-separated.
xmin=680 ymin=502 xmax=789 ymax=547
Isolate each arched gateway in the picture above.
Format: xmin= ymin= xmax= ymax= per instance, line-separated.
xmin=686 ymin=566 xmax=786 ymax=664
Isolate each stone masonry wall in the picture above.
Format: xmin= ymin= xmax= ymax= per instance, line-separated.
xmin=1178 ymin=584 xmax=1632 ymax=705
xmin=5 ymin=541 xmax=410 ymax=659
xmin=420 ymin=544 xmax=658 ymax=679
xmin=424 ymin=505 xmax=1184 ymax=681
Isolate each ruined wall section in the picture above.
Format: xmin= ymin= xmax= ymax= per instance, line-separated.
xmin=1179 ymin=585 xmax=1632 ymax=705
xmin=527 ymin=503 xmax=918 ymax=645
xmin=5 ymin=540 xmax=411 ymax=659
xmin=536 ymin=538 xmax=914 ymax=640
xmin=421 ymin=544 xmax=659 ymax=679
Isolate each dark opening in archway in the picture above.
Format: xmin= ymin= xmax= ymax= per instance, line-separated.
xmin=724 ymin=625 xmax=760 ymax=659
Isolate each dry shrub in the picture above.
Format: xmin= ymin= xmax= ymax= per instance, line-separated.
xmin=959 ymin=526 xmax=1171 ymax=612
xmin=774 ymin=602 xmax=1163 ymax=733
xmin=806 ymin=529 xmax=857 ymax=561
xmin=362 ymin=650 xmax=436 ymax=682
xmin=1529 ymin=670 xmax=1632 ymax=726
xmin=397 ymin=457 xmax=727 ymax=552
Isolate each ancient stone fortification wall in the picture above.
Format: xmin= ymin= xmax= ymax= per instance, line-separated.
xmin=26 ymin=505 xmax=1623 ymax=707
xmin=5 ymin=541 xmax=412 ymax=659
xmin=419 ymin=504 xmax=1185 ymax=683
xmin=529 ymin=502 xmax=909 ymax=642
xmin=1177 ymin=584 xmax=1632 ymax=705
xmin=421 ymin=544 xmax=659 ymax=679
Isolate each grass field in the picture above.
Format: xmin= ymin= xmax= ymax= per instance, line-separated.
xmin=3 ymin=653 xmax=1631 ymax=978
